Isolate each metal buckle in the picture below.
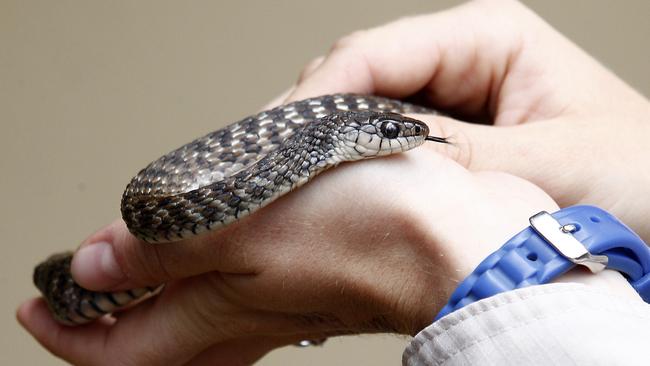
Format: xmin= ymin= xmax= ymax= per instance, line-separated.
xmin=529 ymin=211 xmax=608 ymax=273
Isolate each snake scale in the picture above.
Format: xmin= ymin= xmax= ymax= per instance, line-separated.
xmin=33 ymin=94 xmax=447 ymax=325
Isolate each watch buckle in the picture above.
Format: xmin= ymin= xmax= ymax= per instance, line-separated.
xmin=529 ymin=211 xmax=608 ymax=273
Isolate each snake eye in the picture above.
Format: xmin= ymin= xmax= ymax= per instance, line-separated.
xmin=414 ymin=125 xmax=422 ymax=134
xmin=381 ymin=121 xmax=400 ymax=139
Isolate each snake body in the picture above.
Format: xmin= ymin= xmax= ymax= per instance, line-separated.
xmin=34 ymin=94 xmax=445 ymax=325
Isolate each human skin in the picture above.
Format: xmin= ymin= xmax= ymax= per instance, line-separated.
xmin=17 ymin=0 xmax=649 ymax=365
xmin=283 ymin=0 xmax=650 ymax=241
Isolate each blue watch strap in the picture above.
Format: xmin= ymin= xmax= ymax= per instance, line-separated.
xmin=435 ymin=205 xmax=650 ymax=321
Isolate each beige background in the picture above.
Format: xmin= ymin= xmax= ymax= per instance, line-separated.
xmin=1 ymin=0 xmax=648 ymax=365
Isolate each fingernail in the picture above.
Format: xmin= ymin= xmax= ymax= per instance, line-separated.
xmin=71 ymin=242 xmax=126 ymax=288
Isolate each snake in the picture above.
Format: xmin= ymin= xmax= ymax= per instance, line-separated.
xmin=33 ymin=93 xmax=447 ymax=326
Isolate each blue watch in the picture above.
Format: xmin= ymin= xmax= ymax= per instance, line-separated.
xmin=436 ymin=205 xmax=650 ymax=321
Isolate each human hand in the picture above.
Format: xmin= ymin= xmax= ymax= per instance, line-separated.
xmin=282 ymin=0 xmax=650 ymax=241
xmin=19 ymin=144 xmax=560 ymax=365
xmin=19 ymin=0 xmax=649 ymax=364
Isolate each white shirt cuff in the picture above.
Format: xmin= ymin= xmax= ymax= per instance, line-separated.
xmin=403 ymin=283 xmax=650 ymax=365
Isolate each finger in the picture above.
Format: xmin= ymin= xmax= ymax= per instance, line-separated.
xmin=414 ymin=112 xmax=542 ymax=170
xmin=18 ymin=280 xmax=283 ymax=365
xmin=414 ymin=113 xmax=591 ymax=206
xmin=17 ymin=298 xmax=112 ymax=365
xmin=95 ymin=275 xmax=338 ymax=365
xmin=259 ymin=56 xmax=325 ymax=111
xmin=71 ymin=218 xmax=263 ymax=290
xmin=286 ymin=1 xmax=524 ymax=115
xmin=20 ymin=284 xmax=333 ymax=366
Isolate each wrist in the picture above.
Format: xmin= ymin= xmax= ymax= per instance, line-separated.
xmin=419 ymin=171 xmax=562 ymax=275
xmin=432 ymin=205 xmax=650 ymax=323
xmin=403 ymin=171 xmax=560 ymax=332
xmin=555 ymin=268 xmax=642 ymax=302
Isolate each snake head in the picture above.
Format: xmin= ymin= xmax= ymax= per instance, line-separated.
xmin=337 ymin=111 xmax=431 ymax=159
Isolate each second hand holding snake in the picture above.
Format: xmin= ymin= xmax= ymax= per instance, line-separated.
xmin=33 ymin=93 xmax=448 ymax=327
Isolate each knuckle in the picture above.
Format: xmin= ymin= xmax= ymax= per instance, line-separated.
xmin=111 ymin=226 xmax=171 ymax=285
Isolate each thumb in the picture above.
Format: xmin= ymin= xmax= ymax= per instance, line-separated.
xmin=418 ymin=114 xmax=583 ymax=203
xmin=70 ymin=217 xmax=260 ymax=291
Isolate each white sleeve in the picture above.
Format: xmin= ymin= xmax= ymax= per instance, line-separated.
xmin=403 ymin=283 xmax=650 ymax=366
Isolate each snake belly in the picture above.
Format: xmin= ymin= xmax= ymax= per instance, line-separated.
xmin=34 ymin=94 xmax=442 ymax=325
